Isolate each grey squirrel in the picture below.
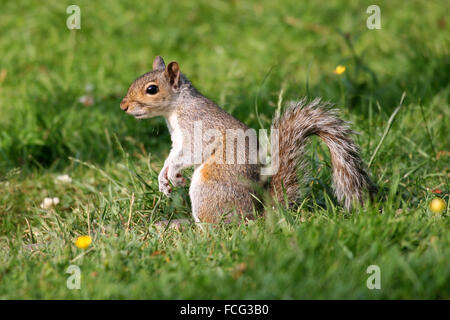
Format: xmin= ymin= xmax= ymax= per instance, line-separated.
xmin=120 ymin=56 xmax=377 ymax=224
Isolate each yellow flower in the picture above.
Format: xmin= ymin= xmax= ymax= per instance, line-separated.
xmin=75 ymin=235 xmax=92 ymax=249
xmin=333 ymin=65 xmax=346 ymax=75
xmin=429 ymin=198 xmax=446 ymax=214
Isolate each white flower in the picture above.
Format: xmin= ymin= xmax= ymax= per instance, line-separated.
xmin=40 ymin=198 xmax=53 ymax=209
xmin=40 ymin=197 xmax=60 ymax=209
xmin=55 ymin=174 xmax=72 ymax=184
xmin=78 ymin=95 xmax=94 ymax=107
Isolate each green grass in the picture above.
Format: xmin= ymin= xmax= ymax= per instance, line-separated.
xmin=0 ymin=0 xmax=449 ymax=299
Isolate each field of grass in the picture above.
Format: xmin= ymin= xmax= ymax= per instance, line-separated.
xmin=0 ymin=0 xmax=448 ymax=299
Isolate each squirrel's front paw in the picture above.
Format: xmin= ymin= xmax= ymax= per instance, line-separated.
xmin=168 ymin=168 xmax=186 ymax=187
xmin=158 ymin=167 xmax=172 ymax=196
xmin=159 ymin=181 xmax=172 ymax=196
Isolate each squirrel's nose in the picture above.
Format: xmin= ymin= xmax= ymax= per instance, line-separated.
xmin=120 ymin=99 xmax=129 ymax=112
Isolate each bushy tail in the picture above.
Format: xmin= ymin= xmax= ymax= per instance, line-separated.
xmin=270 ymin=98 xmax=376 ymax=210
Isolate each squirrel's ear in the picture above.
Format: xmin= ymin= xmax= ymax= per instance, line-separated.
xmin=152 ymin=56 xmax=166 ymax=71
xmin=165 ymin=61 xmax=180 ymax=89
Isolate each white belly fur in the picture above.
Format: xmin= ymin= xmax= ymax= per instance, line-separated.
xmin=189 ymin=163 xmax=204 ymax=223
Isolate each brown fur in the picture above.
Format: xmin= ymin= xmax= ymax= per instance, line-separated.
xmin=121 ymin=57 xmax=377 ymax=225
xmin=270 ymin=99 xmax=377 ymax=210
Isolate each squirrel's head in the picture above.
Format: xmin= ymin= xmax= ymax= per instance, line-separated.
xmin=120 ymin=56 xmax=181 ymax=118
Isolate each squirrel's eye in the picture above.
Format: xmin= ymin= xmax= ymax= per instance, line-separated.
xmin=146 ymin=85 xmax=159 ymax=95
